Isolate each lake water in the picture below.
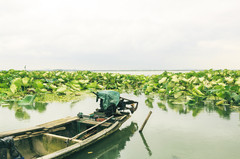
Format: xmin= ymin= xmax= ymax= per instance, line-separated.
xmin=0 ymin=93 xmax=239 ymax=159
xmin=0 ymin=70 xmax=240 ymax=159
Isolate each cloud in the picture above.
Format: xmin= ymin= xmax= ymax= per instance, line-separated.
xmin=1 ymin=0 xmax=240 ymax=70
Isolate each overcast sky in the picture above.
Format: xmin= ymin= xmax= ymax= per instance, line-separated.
xmin=0 ymin=0 xmax=240 ymax=70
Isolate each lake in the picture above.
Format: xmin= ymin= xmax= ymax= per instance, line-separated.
xmin=0 ymin=93 xmax=239 ymax=159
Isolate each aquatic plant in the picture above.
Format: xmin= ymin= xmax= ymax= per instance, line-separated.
xmin=0 ymin=69 xmax=240 ymax=107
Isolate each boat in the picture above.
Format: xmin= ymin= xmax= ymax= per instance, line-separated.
xmin=0 ymin=90 xmax=138 ymax=159
xmin=68 ymin=122 xmax=138 ymax=159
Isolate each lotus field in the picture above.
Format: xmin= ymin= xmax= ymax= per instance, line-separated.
xmin=1 ymin=69 xmax=240 ymax=107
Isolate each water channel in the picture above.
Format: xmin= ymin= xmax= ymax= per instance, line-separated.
xmin=0 ymin=93 xmax=239 ymax=159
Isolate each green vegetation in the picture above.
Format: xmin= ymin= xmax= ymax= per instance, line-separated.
xmin=1 ymin=69 xmax=240 ymax=108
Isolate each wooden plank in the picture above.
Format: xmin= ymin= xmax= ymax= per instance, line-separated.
xmin=39 ymin=121 xmax=121 ymax=159
xmin=0 ymin=126 xmax=44 ymax=138
xmin=71 ymin=115 xmax=114 ymax=140
xmin=14 ymin=134 xmax=28 ymax=139
xmin=31 ymin=131 xmax=46 ymax=135
xmin=14 ymin=127 xmax=66 ymax=141
xmin=44 ymin=133 xmax=81 ymax=143
xmin=38 ymin=114 xmax=131 ymax=159
xmin=48 ymin=127 xmax=66 ymax=133
xmin=14 ymin=130 xmax=46 ymax=141
xmin=115 ymin=115 xmax=127 ymax=121
xmin=0 ymin=116 xmax=78 ymax=138
xmin=80 ymin=119 xmax=112 ymax=127
xmin=38 ymin=116 xmax=79 ymax=129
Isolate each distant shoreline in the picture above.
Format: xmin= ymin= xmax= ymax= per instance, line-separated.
xmin=0 ymin=69 xmax=230 ymax=71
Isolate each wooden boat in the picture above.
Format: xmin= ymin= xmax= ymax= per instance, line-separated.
xmin=0 ymin=91 xmax=138 ymax=159
xmin=68 ymin=122 xmax=138 ymax=159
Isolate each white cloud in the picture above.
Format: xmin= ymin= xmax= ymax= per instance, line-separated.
xmin=0 ymin=0 xmax=240 ymax=70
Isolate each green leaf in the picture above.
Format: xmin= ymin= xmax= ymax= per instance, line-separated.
xmin=10 ymin=84 xmax=17 ymax=94
xmin=12 ymin=78 xmax=22 ymax=88
xmin=216 ymin=100 xmax=225 ymax=106
xmin=171 ymin=75 xmax=179 ymax=83
xmin=34 ymin=80 xmax=44 ymax=89
xmin=158 ymin=77 xmax=167 ymax=84
xmin=87 ymin=82 xmax=99 ymax=89
xmin=22 ymin=77 xmax=30 ymax=86
xmin=231 ymin=93 xmax=240 ymax=104
xmin=174 ymin=91 xmax=182 ymax=98
xmin=79 ymin=80 xmax=89 ymax=84
xmin=158 ymin=88 xmax=166 ymax=93
xmin=56 ymin=86 xmax=67 ymax=93
xmin=50 ymin=84 xmax=57 ymax=90
xmin=40 ymin=89 xmax=48 ymax=93
xmin=225 ymin=77 xmax=233 ymax=84
xmin=193 ymin=87 xmax=205 ymax=96
xmin=58 ymin=78 xmax=65 ymax=82
xmin=235 ymin=78 xmax=240 ymax=86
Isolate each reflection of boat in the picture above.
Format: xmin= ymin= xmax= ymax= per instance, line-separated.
xmin=69 ymin=122 xmax=138 ymax=159
xmin=0 ymin=91 xmax=138 ymax=159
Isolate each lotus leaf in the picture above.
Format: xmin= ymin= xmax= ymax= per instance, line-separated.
xmin=12 ymin=78 xmax=22 ymax=87
xmin=158 ymin=77 xmax=167 ymax=84
xmin=10 ymin=84 xmax=17 ymax=94
xmin=235 ymin=78 xmax=240 ymax=86
xmin=58 ymin=78 xmax=65 ymax=82
xmin=22 ymin=77 xmax=29 ymax=86
xmin=1 ymin=69 xmax=240 ymax=106
xmin=174 ymin=91 xmax=183 ymax=98
xmin=56 ymin=86 xmax=67 ymax=93
xmin=216 ymin=100 xmax=225 ymax=106
xmin=34 ymin=80 xmax=44 ymax=89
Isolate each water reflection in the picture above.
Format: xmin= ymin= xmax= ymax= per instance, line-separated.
xmin=34 ymin=102 xmax=48 ymax=113
xmin=15 ymin=108 xmax=30 ymax=120
xmin=1 ymin=94 xmax=239 ymax=159
xmin=145 ymin=96 xmax=154 ymax=108
xmin=154 ymin=96 xmax=239 ymax=119
xmin=70 ymin=100 xmax=82 ymax=108
xmin=208 ymin=105 xmax=232 ymax=119
xmin=0 ymin=101 xmax=48 ymax=120
xmin=139 ymin=132 xmax=152 ymax=156
xmin=157 ymin=102 xmax=168 ymax=112
xmin=1 ymin=94 xmax=239 ymax=121
xmin=67 ymin=122 xmax=138 ymax=159
xmin=1 ymin=93 xmax=239 ymax=121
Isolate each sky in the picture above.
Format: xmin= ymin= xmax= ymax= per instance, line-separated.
xmin=0 ymin=0 xmax=240 ymax=70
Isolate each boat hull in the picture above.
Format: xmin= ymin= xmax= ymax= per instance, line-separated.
xmin=0 ymin=114 xmax=130 ymax=159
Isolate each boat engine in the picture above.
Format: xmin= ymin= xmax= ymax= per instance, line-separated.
xmin=93 ymin=90 xmax=138 ymax=116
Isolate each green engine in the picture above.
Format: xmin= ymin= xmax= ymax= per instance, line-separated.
xmin=94 ymin=90 xmax=138 ymax=116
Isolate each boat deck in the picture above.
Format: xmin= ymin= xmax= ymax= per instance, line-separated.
xmin=0 ymin=114 xmax=130 ymax=159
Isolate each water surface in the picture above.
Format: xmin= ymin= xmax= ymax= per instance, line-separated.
xmin=0 ymin=94 xmax=239 ymax=159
